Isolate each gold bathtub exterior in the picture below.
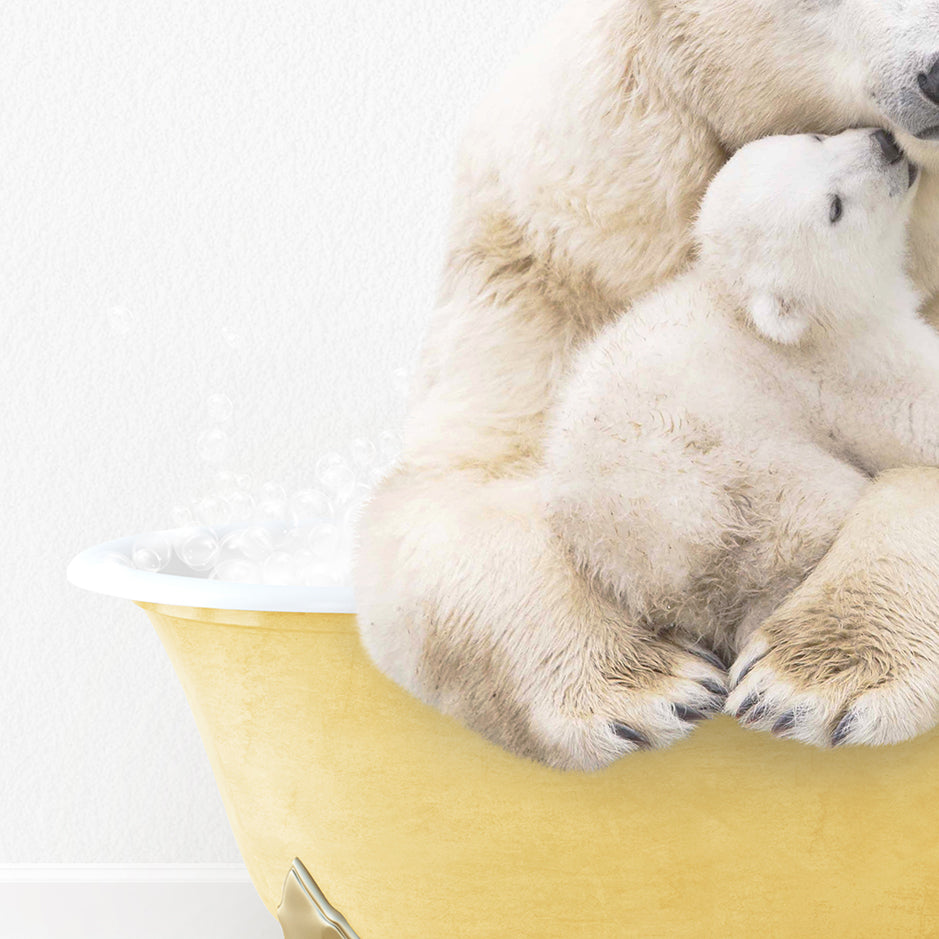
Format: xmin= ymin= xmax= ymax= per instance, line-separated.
xmin=139 ymin=601 xmax=939 ymax=938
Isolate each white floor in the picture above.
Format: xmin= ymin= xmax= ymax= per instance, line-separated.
xmin=0 ymin=867 xmax=282 ymax=939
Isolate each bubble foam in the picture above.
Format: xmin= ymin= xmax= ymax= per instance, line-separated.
xmin=165 ymin=362 xmax=414 ymax=586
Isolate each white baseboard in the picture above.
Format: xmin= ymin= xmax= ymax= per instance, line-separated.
xmin=0 ymin=863 xmax=251 ymax=883
xmin=0 ymin=865 xmax=282 ymax=939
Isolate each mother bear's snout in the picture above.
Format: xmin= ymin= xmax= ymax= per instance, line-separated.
xmin=917 ymin=55 xmax=939 ymax=106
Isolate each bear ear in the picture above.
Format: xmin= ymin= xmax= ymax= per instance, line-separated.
xmin=747 ymin=292 xmax=810 ymax=345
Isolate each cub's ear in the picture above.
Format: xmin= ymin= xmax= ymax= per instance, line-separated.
xmin=747 ymin=292 xmax=810 ymax=345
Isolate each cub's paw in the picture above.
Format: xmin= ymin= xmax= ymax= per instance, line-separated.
xmin=540 ymin=640 xmax=729 ymax=770
xmin=725 ymin=627 xmax=939 ymax=748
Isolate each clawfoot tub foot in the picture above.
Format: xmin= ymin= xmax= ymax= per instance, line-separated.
xmin=278 ymin=859 xmax=361 ymax=939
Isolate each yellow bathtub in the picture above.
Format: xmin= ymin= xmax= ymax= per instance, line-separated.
xmin=69 ymin=534 xmax=939 ymax=938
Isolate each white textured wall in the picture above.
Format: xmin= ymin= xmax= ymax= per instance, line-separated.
xmin=1 ymin=0 xmax=559 ymax=863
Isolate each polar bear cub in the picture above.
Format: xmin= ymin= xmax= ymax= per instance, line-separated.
xmin=543 ymin=127 xmax=939 ymax=752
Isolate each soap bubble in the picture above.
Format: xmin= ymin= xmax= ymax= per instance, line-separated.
xmin=315 ymin=451 xmax=344 ymax=478
xmin=260 ymin=480 xmax=287 ymax=502
xmin=237 ymin=526 xmax=276 ymax=562
xmin=317 ymin=557 xmax=348 ymax=586
xmin=195 ymin=495 xmax=231 ymax=527
xmin=212 ymin=470 xmax=240 ymax=497
xmin=217 ymin=529 xmax=249 ymax=562
xmin=104 ymin=550 xmax=133 ymax=569
xmin=297 ymin=557 xmax=333 ymax=587
xmin=132 ymin=533 xmax=172 ymax=572
xmin=278 ymin=527 xmax=310 ymax=554
xmin=211 ymin=559 xmax=261 ymax=584
xmin=205 ymin=393 xmax=233 ymax=423
xmin=289 ymin=488 xmax=331 ymax=524
xmin=350 ymin=438 xmax=377 ymax=469
xmin=262 ymin=550 xmax=296 ymax=585
xmin=308 ymin=520 xmax=339 ymax=561
xmin=377 ymin=430 xmax=403 ymax=466
xmin=166 ymin=422 xmax=410 ymax=584
xmin=198 ymin=427 xmax=230 ymax=465
xmin=255 ymin=498 xmax=288 ymax=524
xmin=171 ymin=505 xmax=195 ymax=528
xmin=269 ymin=525 xmax=294 ymax=549
xmin=316 ymin=452 xmax=356 ymax=502
xmin=290 ymin=548 xmax=317 ymax=572
xmin=226 ymin=490 xmax=254 ymax=523
xmin=338 ymin=484 xmax=372 ymax=530
xmin=176 ymin=527 xmax=220 ymax=571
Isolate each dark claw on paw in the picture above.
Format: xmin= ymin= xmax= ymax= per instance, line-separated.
xmin=673 ymin=703 xmax=708 ymax=723
xmin=743 ymin=702 xmax=770 ymax=725
xmin=831 ymin=711 xmax=855 ymax=747
xmin=688 ymin=646 xmax=729 ymax=671
xmin=700 ymin=696 xmax=725 ymax=715
xmin=698 ymin=678 xmax=728 ymax=697
xmin=611 ymin=722 xmax=651 ymax=748
xmin=771 ymin=711 xmax=796 ymax=735
xmin=733 ymin=651 xmax=769 ymax=689
xmin=734 ymin=692 xmax=760 ymax=719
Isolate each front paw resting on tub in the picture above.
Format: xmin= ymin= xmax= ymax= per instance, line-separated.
xmin=356 ymin=468 xmax=729 ymax=771
xmin=725 ymin=469 xmax=939 ymax=749
xmin=726 ymin=606 xmax=939 ymax=748
xmin=526 ymin=627 xmax=730 ymax=769
xmin=419 ymin=587 xmax=730 ymax=771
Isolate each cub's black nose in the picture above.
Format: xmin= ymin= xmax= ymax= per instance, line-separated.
xmin=873 ymin=128 xmax=903 ymax=164
xmin=919 ymin=55 xmax=939 ymax=106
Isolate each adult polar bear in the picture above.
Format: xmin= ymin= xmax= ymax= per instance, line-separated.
xmin=354 ymin=0 xmax=939 ymax=770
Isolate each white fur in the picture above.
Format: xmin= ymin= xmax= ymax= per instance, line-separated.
xmin=355 ymin=0 xmax=939 ymax=770
xmin=543 ymin=128 xmax=931 ymax=652
xmin=542 ymin=130 xmax=939 ymax=753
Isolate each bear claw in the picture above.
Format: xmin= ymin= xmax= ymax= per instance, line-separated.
xmin=673 ymin=703 xmax=708 ymax=723
xmin=734 ymin=692 xmax=760 ymax=719
xmin=831 ymin=711 xmax=856 ymax=747
xmin=732 ymin=651 xmax=769 ymax=689
xmin=743 ymin=702 xmax=770 ymax=725
xmin=698 ymin=677 xmax=729 ymax=697
xmin=687 ymin=646 xmax=729 ymax=671
xmin=611 ymin=722 xmax=651 ymax=748
xmin=772 ymin=711 xmax=796 ymax=735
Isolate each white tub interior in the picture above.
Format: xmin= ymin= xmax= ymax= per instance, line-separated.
xmin=67 ymin=528 xmax=356 ymax=614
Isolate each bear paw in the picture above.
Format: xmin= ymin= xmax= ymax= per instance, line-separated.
xmin=725 ymin=628 xmax=939 ymax=748
xmin=538 ymin=640 xmax=729 ymax=770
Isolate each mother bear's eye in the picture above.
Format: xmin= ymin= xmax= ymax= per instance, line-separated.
xmin=829 ymin=194 xmax=843 ymax=224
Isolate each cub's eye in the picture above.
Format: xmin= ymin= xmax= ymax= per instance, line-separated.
xmin=829 ymin=194 xmax=843 ymax=224
xmin=812 ymin=134 xmax=824 ymax=142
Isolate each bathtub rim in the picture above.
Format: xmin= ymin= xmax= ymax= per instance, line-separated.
xmin=67 ymin=527 xmax=356 ymax=613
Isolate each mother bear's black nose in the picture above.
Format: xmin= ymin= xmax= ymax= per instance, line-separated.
xmin=918 ymin=55 xmax=939 ymax=106
xmin=872 ymin=129 xmax=903 ymax=164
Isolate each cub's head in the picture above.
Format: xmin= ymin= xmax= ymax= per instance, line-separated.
xmin=695 ymin=128 xmax=920 ymax=345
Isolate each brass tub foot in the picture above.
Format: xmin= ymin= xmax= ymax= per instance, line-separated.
xmin=277 ymin=858 xmax=362 ymax=939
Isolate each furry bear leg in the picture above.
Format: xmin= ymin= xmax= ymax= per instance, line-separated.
xmin=354 ymin=463 xmax=728 ymax=770
xmin=727 ymin=466 xmax=939 ymax=747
